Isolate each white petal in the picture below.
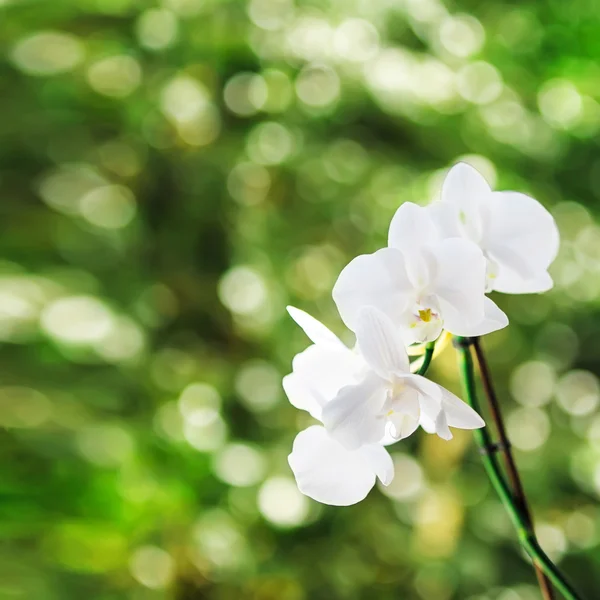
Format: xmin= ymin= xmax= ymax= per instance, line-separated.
xmin=442 ymin=162 xmax=491 ymax=209
xmin=287 ymin=306 xmax=346 ymax=348
xmin=388 ymin=202 xmax=439 ymax=253
xmin=419 ymin=412 xmax=436 ymax=434
xmin=418 ymin=395 xmax=440 ymax=434
xmin=403 ymin=373 xmax=443 ymax=402
xmin=405 ymin=375 xmax=452 ymax=438
xmin=452 ymin=297 xmax=508 ymax=337
xmin=283 ymin=372 xmax=324 ymax=421
xmin=405 ymin=247 xmax=439 ymax=291
xmin=388 ymin=412 xmax=420 ymax=441
xmin=355 ymin=307 xmax=410 ymax=378
xmin=485 ymin=191 xmax=559 ymax=294
xmin=387 ymin=386 xmax=421 ymax=441
xmin=442 ymin=163 xmax=492 ymax=244
xmin=493 ymin=270 xmax=554 ymax=294
xmin=429 ymin=238 xmax=486 ymax=334
xmin=394 ymin=385 xmax=421 ymax=418
xmin=434 ymin=409 xmax=453 ymax=441
xmin=440 ymin=386 xmax=485 ymax=429
xmin=321 ymin=373 xmax=387 ymax=450
xmin=443 ymin=162 xmax=491 ymax=200
xmin=332 ymin=248 xmax=413 ymax=332
xmin=427 ymin=202 xmax=462 ymax=239
xmin=407 ymin=374 xmax=483 ymax=435
xmin=288 ymin=426 xmax=386 ymax=506
xmin=357 ymin=443 xmax=395 ymax=486
xmin=418 ymin=387 xmax=452 ymax=440
xmin=403 ymin=375 xmax=442 ymax=433
xmin=284 ymin=344 xmax=365 ymax=420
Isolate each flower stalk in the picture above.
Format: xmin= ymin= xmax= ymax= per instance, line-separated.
xmin=471 ymin=337 xmax=554 ymax=599
xmin=415 ymin=341 xmax=435 ymax=376
xmin=455 ymin=337 xmax=583 ymax=600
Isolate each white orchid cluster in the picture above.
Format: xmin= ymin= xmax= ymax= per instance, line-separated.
xmin=284 ymin=163 xmax=559 ymax=506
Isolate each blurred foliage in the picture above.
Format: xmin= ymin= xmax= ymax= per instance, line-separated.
xmin=1 ymin=0 xmax=600 ymax=598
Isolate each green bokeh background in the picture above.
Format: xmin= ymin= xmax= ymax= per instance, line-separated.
xmin=2 ymin=0 xmax=600 ymax=598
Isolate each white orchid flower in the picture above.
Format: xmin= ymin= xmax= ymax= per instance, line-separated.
xmin=320 ymin=306 xmax=485 ymax=449
xmin=283 ymin=306 xmax=484 ymax=506
xmin=283 ymin=307 xmax=394 ymax=506
xmin=429 ymin=162 xmax=560 ymax=294
xmin=332 ymin=202 xmax=508 ymax=344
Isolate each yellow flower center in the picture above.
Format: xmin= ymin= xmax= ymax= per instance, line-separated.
xmin=418 ymin=308 xmax=432 ymax=323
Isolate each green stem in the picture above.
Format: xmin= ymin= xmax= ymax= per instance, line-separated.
xmin=455 ymin=337 xmax=584 ymax=600
xmin=415 ymin=342 xmax=435 ymax=376
xmin=471 ymin=336 xmax=555 ymax=599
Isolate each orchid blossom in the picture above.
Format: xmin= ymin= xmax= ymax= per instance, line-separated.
xmin=332 ymin=202 xmax=508 ymax=345
xmin=428 ymin=162 xmax=559 ymax=294
xmin=284 ymin=306 xmax=484 ymax=506
xmin=320 ymin=306 xmax=484 ymax=447
xmin=283 ymin=306 xmax=394 ymax=506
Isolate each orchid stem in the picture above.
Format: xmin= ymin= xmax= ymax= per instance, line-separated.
xmin=455 ymin=337 xmax=583 ymax=600
xmin=471 ymin=336 xmax=555 ymax=599
xmin=415 ymin=342 xmax=435 ymax=376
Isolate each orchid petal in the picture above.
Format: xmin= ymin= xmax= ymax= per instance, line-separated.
xmin=403 ymin=373 xmax=443 ymax=402
xmin=442 ymin=163 xmax=492 ymax=244
xmin=321 ymin=373 xmax=387 ymax=450
xmin=282 ymin=373 xmax=324 ymax=421
xmin=355 ymin=307 xmax=410 ymax=378
xmin=405 ymin=247 xmax=439 ymax=292
xmin=403 ymin=375 xmax=442 ymax=433
xmin=387 ymin=386 xmax=420 ymax=441
xmin=451 ymin=297 xmax=508 ymax=337
xmin=417 ymin=391 xmax=441 ymax=435
xmin=388 ymin=412 xmax=420 ymax=441
xmin=406 ymin=374 xmax=483 ymax=434
xmin=442 ymin=162 xmax=491 ymax=210
xmin=440 ymin=386 xmax=485 ymax=429
xmin=429 ymin=238 xmax=486 ymax=334
xmin=404 ymin=374 xmax=453 ymax=439
xmin=427 ymin=201 xmax=462 ymax=239
xmin=358 ymin=443 xmax=395 ymax=486
xmin=287 ymin=306 xmax=346 ymax=348
xmin=283 ymin=344 xmax=365 ymax=420
xmin=288 ymin=426 xmax=391 ymax=506
xmin=443 ymin=162 xmax=491 ymax=204
xmin=388 ymin=202 xmax=440 ymax=253
xmin=434 ymin=408 xmax=453 ymax=440
xmin=485 ymin=191 xmax=559 ymax=294
xmin=493 ymin=270 xmax=554 ymax=295
xmin=332 ymin=248 xmax=413 ymax=332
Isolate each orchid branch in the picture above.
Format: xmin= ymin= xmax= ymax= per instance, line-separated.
xmin=415 ymin=341 xmax=435 ymax=376
xmin=471 ymin=337 xmax=555 ymax=599
xmin=410 ymin=332 xmax=453 ymax=375
xmin=455 ymin=337 xmax=583 ymax=600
